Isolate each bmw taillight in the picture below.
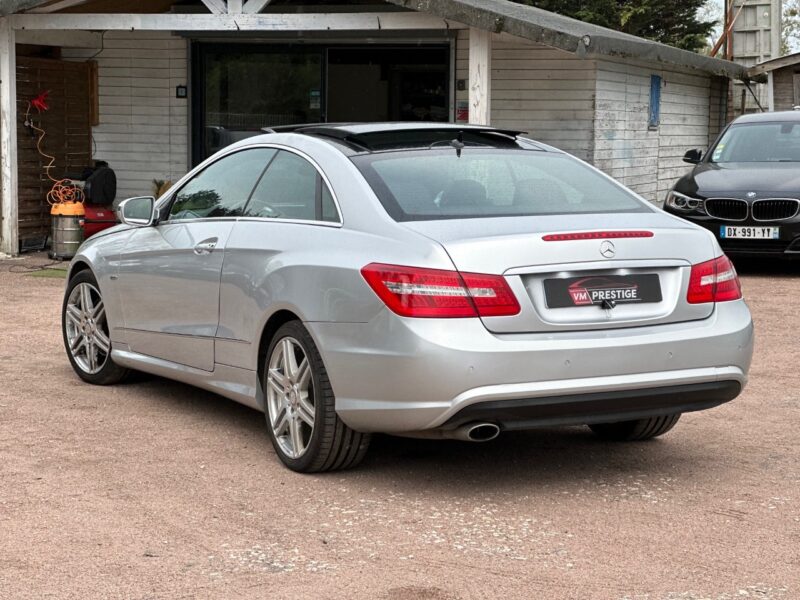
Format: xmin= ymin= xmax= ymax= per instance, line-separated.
xmin=687 ymin=255 xmax=742 ymax=304
xmin=360 ymin=263 xmax=521 ymax=318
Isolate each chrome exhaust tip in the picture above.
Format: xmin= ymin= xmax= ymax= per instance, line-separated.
xmin=392 ymin=422 xmax=501 ymax=442
xmin=457 ymin=422 xmax=501 ymax=443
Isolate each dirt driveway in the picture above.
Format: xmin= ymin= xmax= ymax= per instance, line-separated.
xmin=0 ymin=256 xmax=798 ymax=600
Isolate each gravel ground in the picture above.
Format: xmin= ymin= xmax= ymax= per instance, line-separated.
xmin=0 ymin=254 xmax=798 ymax=600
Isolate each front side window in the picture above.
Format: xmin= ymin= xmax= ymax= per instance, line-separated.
xmin=711 ymin=122 xmax=800 ymax=163
xmin=244 ymin=150 xmax=339 ymax=222
xmin=352 ymin=149 xmax=647 ymax=222
xmin=169 ymin=148 xmax=276 ymax=220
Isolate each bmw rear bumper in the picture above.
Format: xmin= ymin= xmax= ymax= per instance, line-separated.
xmin=308 ymin=300 xmax=753 ymax=433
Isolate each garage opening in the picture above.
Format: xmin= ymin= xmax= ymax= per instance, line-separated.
xmin=192 ymin=43 xmax=450 ymax=163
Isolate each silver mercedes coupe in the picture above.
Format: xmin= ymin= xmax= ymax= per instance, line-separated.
xmin=62 ymin=123 xmax=754 ymax=472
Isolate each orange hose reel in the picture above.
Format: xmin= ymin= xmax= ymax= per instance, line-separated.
xmin=25 ymin=90 xmax=86 ymax=212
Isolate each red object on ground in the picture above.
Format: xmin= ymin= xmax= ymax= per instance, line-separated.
xmin=81 ymin=204 xmax=117 ymax=238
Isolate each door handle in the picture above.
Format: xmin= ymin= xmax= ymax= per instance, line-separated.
xmin=194 ymin=238 xmax=218 ymax=255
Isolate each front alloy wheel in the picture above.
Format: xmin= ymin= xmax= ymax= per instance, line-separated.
xmin=263 ymin=321 xmax=370 ymax=472
xmin=65 ymin=281 xmax=111 ymax=374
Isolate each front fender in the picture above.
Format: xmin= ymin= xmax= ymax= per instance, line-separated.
xmin=67 ymin=228 xmax=134 ymax=343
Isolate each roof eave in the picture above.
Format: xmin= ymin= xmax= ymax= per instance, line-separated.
xmin=387 ymin=0 xmax=748 ymax=80
xmin=747 ymin=52 xmax=800 ymax=79
xmin=588 ymin=35 xmax=748 ymax=80
xmin=0 ymin=0 xmax=53 ymax=16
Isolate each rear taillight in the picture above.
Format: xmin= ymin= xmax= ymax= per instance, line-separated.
xmin=687 ymin=255 xmax=742 ymax=304
xmin=361 ymin=263 xmax=520 ymax=318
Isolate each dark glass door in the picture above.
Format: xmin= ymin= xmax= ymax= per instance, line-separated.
xmin=192 ymin=44 xmax=450 ymax=165
xmin=326 ymin=47 xmax=449 ymax=123
xmin=194 ymin=45 xmax=324 ymax=161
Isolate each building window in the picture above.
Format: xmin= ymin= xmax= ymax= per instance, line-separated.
xmin=649 ymin=75 xmax=662 ymax=130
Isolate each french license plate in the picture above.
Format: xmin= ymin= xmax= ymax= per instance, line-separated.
xmin=720 ymin=226 xmax=780 ymax=240
xmin=544 ymin=274 xmax=662 ymax=309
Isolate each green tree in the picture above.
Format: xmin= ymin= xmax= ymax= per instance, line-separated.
xmin=512 ymin=0 xmax=718 ymax=52
xmin=783 ymin=0 xmax=800 ymax=55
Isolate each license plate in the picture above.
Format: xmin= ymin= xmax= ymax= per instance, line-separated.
xmin=720 ymin=226 xmax=780 ymax=240
xmin=544 ymin=274 xmax=662 ymax=309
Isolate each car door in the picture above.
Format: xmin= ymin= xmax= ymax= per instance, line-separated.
xmin=215 ymin=149 xmax=342 ymax=370
xmin=117 ymin=147 xmax=277 ymax=371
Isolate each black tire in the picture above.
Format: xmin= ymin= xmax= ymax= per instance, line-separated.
xmin=588 ymin=414 xmax=681 ymax=441
xmin=62 ymin=270 xmax=129 ymax=385
xmin=263 ymin=321 xmax=371 ymax=473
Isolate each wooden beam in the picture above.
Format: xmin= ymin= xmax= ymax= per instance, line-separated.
xmin=16 ymin=28 xmax=101 ymax=46
xmin=0 ymin=0 xmax=51 ymax=16
xmin=0 ymin=18 xmax=18 ymax=255
xmin=243 ymin=0 xmax=272 ymax=14
xmin=227 ymin=0 xmax=243 ymax=14
xmin=767 ymin=71 xmax=775 ymax=111
xmin=468 ymin=27 xmax=491 ymax=126
xmin=200 ymin=0 xmax=226 ymax=15
xmin=710 ymin=2 xmax=744 ymax=58
xmin=9 ymin=11 xmax=459 ymax=31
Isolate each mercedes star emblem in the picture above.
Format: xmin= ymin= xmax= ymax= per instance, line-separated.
xmin=600 ymin=240 xmax=616 ymax=259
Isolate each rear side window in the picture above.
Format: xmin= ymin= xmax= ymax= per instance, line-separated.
xmin=169 ymin=148 xmax=276 ymax=220
xmin=352 ymin=149 xmax=647 ymax=221
xmin=244 ymin=150 xmax=339 ymax=222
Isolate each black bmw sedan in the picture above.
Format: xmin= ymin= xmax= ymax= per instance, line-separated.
xmin=665 ymin=111 xmax=800 ymax=258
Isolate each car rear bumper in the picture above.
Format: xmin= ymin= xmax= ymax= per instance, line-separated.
xmin=441 ymin=379 xmax=741 ymax=431
xmin=309 ymin=299 xmax=753 ymax=433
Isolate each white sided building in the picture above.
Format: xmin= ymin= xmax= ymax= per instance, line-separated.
xmin=0 ymin=0 xmax=749 ymax=254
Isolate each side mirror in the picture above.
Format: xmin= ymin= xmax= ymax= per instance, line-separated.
xmin=119 ymin=196 xmax=158 ymax=226
xmin=683 ymin=149 xmax=703 ymax=164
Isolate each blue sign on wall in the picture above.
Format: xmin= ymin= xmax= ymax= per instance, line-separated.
xmin=649 ymin=75 xmax=662 ymax=129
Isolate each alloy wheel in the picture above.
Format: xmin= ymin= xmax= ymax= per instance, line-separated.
xmin=64 ymin=282 xmax=111 ymax=375
xmin=266 ymin=337 xmax=315 ymax=459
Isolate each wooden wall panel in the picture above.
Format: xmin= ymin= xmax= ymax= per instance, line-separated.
xmin=594 ymin=58 xmax=713 ymax=204
xmin=62 ymin=32 xmax=189 ymax=201
xmin=771 ymin=67 xmax=799 ymax=111
xmin=455 ymin=30 xmax=597 ymax=162
xmin=16 ymin=56 xmax=92 ymax=242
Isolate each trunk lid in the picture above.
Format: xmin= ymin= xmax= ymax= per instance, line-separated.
xmin=404 ymin=212 xmax=717 ymax=333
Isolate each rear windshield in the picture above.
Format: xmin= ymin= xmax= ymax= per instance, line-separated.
xmin=352 ymin=149 xmax=648 ymax=221
xmin=712 ymin=122 xmax=800 ymax=163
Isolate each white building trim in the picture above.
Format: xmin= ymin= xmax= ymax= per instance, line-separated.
xmin=0 ymin=18 xmax=18 ymax=255
xmin=468 ymin=27 xmax=491 ymax=126
xmin=9 ymin=12 xmax=461 ymax=32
